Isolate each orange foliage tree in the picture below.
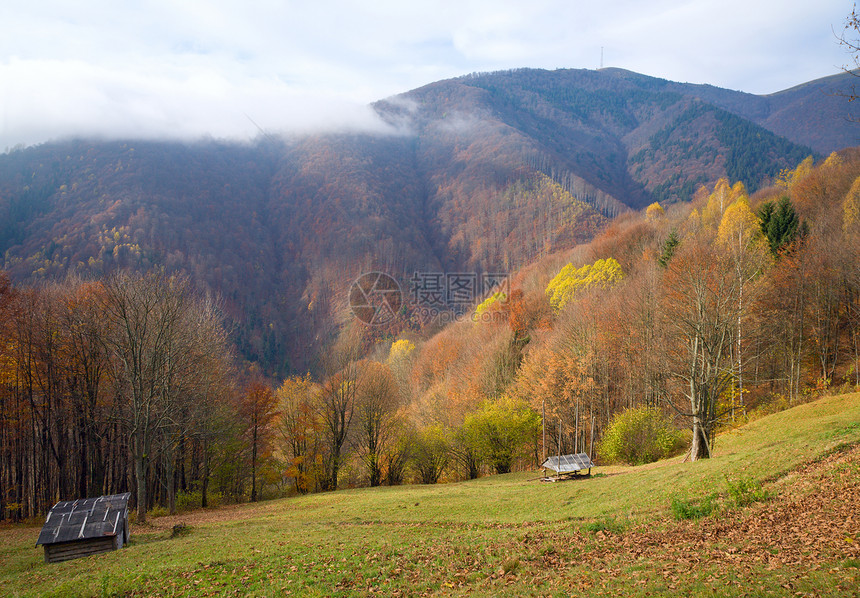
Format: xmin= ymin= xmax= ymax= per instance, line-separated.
xmin=240 ymin=379 xmax=279 ymax=502
xmin=276 ymin=374 xmax=321 ymax=494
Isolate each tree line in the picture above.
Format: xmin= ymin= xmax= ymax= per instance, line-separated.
xmin=0 ymin=272 xmax=238 ymax=522
xmin=0 ymin=273 xmax=539 ymax=522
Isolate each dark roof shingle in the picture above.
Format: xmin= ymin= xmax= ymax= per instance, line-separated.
xmin=36 ymin=492 xmax=131 ymax=547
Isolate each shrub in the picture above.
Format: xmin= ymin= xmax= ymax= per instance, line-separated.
xmin=4 ymin=502 xmax=22 ymax=521
xmin=147 ymin=505 xmax=169 ymax=518
xmin=598 ymin=406 xmax=685 ymax=465
xmin=176 ymin=490 xmax=201 ymax=512
xmin=411 ymin=425 xmax=450 ymax=484
xmin=670 ymin=493 xmax=717 ymax=520
xmin=748 ymin=394 xmax=790 ymax=419
xmin=582 ymin=516 xmax=628 ymax=534
xmin=725 ymin=476 xmax=771 ymax=507
xmin=461 ymin=396 xmax=541 ymax=474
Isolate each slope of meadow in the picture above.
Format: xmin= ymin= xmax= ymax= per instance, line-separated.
xmin=1 ymin=393 xmax=858 ymax=597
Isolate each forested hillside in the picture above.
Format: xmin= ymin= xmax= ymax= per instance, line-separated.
xmin=2 ymin=68 xmax=860 ymax=521
xmin=1 ymin=69 xmax=853 ymax=376
xmin=4 ymin=145 xmax=860 ymax=523
xmin=400 ymin=149 xmax=860 ymax=470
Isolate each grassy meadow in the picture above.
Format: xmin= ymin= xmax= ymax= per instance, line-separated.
xmin=2 ymin=393 xmax=859 ymax=597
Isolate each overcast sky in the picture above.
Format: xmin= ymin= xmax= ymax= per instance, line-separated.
xmin=1 ymin=0 xmax=855 ymax=149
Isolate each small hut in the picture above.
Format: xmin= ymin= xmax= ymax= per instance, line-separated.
xmin=540 ymin=453 xmax=595 ymax=481
xmin=35 ymin=492 xmax=131 ymax=563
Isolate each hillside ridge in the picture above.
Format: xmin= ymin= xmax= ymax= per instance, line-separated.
xmin=0 ymin=67 xmax=857 ymax=373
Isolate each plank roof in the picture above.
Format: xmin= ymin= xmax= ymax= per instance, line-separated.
xmin=541 ymin=453 xmax=595 ymax=474
xmin=36 ymin=492 xmax=130 ymax=547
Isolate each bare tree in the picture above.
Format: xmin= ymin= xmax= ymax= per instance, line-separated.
xmin=161 ymin=292 xmax=231 ymax=513
xmin=101 ymin=271 xmax=227 ymax=521
xmin=60 ymin=279 xmax=111 ymax=499
xmin=315 ymin=326 xmax=367 ymax=491
xmin=662 ymin=239 xmax=739 ymax=460
xmin=839 ymin=4 xmax=860 ymax=103
xmin=317 ymin=360 xmax=360 ymax=491
xmin=183 ymin=293 xmax=233 ymax=509
xmin=15 ymin=285 xmax=71 ymax=510
xmin=355 ymin=360 xmax=399 ymax=487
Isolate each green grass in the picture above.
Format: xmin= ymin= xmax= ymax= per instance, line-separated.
xmin=2 ymin=393 xmax=859 ymax=597
xmin=669 ymin=493 xmax=717 ymax=520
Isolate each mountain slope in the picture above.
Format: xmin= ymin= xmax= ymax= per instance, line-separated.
xmin=599 ymin=67 xmax=860 ymax=154
xmin=378 ymin=67 xmax=828 ymax=213
xmin=364 ymin=67 xmax=840 ymax=279
xmin=0 ymin=68 xmax=856 ymax=374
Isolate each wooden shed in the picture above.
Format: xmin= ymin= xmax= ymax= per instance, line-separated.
xmin=540 ymin=453 xmax=596 ymax=481
xmin=35 ymin=492 xmax=131 ymax=563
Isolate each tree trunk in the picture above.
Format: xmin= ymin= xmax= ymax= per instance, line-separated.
xmin=166 ymin=449 xmax=177 ymax=515
xmin=323 ymin=449 xmax=340 ymax=491
xmin=91 ymin=440 xmax=105 ymax=498
xmin=78 ymin=419 xmax=88 ymax=499
xmin=201 ymin=444 xmax=210 ymax=508
xmin=250 ymin=423 xmax=258 ymax=502
xmin=368 ymin=454 xmax=381 ymax=487
xmin=134 ymin=452 xmax=147 ymax=523
xmin=690 ymin=418 xmax=711 ymax=461
xmin=736 ymin=283 xmax=744 ymax=418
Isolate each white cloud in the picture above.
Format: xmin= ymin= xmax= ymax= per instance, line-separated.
xmin=0 ymin=55 xmax=391 ymax=148
xmin=0 ymin=0 xmax=853 ymax=149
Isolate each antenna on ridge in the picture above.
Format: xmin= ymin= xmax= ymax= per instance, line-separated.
xmin=244 ymin=113 xmax=279 ymax=145
xmin=600 ymin=47 xmax=604 ymax=69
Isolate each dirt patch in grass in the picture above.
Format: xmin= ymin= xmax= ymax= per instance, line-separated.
xmin=132 ymin=501 xmax=275 ymax=536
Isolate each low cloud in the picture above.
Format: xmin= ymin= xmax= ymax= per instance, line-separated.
xmin=0 ymin=56 xmax=394 ymax=150
xmin=1 ymin=1 xmax=852 ymax=150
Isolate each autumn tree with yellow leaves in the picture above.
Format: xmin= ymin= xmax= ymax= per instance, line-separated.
xmin=717 ymin=193 xmax=770 ymax=416
xmin=545 ymin=257 xmax=624 ymax=311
